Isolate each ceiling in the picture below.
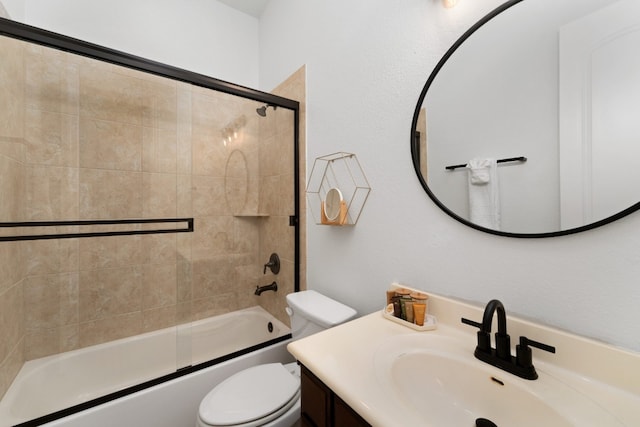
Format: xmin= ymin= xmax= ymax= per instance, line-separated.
xmin=216 ymin=0 xmax=270 ymax=18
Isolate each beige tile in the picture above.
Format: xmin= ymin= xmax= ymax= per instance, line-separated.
xmin=0 ymin=337 xmax=24 ymax=399
xmin=79 ymin=117 xmax=142 ymax=171
xmin=78 ymin=234 xmax=143 ymax=271
xmin=143 ymin=126 xmax=177 ymax=173
xmin=0 ymin=155 xmax=25 ymax=222
xmin=23 ymin=273 xmax=78 ymax=332
xmin=191 ymin=130 xmax=228 ymax=176
xmin=176 ymin=232 xmax=192 ymax=263
xmin=191 ymin=216 xmax=235 ymax=257
xmin=141 ymin=78 xmax=177 ymax=132
xmin=0 ymin=36 xmax=25 ymax=140
xmin=0 ymin=282 xmax=24 ymax=365
xmin=142 ymin=233 xmax=177 ymax=265
xmin=226 ymin=141 xmax=260 ymax=216
xmin=176 ymin=260 xmax=193 ymax=303
xmin=25 ymin=109 xmax=79 ymax=167
xmin=224 ymin=176 xmax=248 ymax=214
xmin=79 ymin=266 xmax=142 ymax=322
xmin=0 ymin=241 xmax=24 ymax=294
xmin=233 ymin=217 xmax=261 ymax=256
xmin=79 ymin=169 xmax=143 ymax=219
xmin=192 ymin=175 xmax=227 ymax=216
xmin=261 ymin=216 xmax=295 ymax=264
xmin=190 ymin=92 xmax=238 ymax=176
xmin=235 ymin=264 xmax=263 ymax=310
xmin=25 ymin=165 xmax=79 ymax=220
xmin=142 ymin=263 xmax=177 ymax=310
xmin=142 ymin=305 xmax=177 ymax=332
xmin=25 ymin=43 xmax=79 ymax=115
xmin=59 ymin=323 xmax=79 ymax=353
xmin=24 ymin=275 xmax=62 ymax=331
xmin=259 ymin=175 xmax=280 ymax=217
xmin=25 ymin=328 xmax=59 ymax=360
xmin=260 ymin=133 xmax=294 ymax=179
xmin=176 ymin=301 xmax=192 ymax=324
xmin=24 ymin=236 xmax=79 ymax=276
xmin=177 ymin=83 xmax=193 ymax=175
xmin=177 ymin=174 xmax=193 ymax=217
xmin=79 ymin=61 xmax=143 ymax=126
xmin=0 ymin=138 xmax=26 ymax=163
xmin=143 ymin=173 xmax=177 ymax=218
xmin=191 ymin=255 xmax=236 ymax=300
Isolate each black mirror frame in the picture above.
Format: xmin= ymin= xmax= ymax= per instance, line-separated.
xmin=410 ymin=0 xmax=640 ymax=238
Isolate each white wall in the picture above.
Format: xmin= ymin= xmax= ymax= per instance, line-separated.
xmin=3 ymin=0 xmax=260 ymax=88
xmin=259 ymin=0 xmax=640 ymax=353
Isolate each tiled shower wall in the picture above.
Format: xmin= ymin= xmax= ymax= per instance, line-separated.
xmin=0 ymin=36 xmax=301 ymax=399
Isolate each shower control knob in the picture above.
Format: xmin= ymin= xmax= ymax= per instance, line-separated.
xmin=263 ymin=253 xmax=280 ymax=275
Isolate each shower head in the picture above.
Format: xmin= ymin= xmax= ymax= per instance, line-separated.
xmin=256 ymin=104 xmax=277 ymax=117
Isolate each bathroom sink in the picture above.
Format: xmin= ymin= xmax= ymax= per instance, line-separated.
xmin=374 ymin=333 xmax=624 ymax=427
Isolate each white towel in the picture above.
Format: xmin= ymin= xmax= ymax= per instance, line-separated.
xmin=466 ymin=158 xmax=500 ymax=230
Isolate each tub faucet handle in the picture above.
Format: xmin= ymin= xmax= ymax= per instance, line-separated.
xmin=263 ymin=253 xmax=280 ymax=275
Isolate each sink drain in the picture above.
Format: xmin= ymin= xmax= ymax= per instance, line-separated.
xmin=476 ymin=418 xmax=498 ymax=427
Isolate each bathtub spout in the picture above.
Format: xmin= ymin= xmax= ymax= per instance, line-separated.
xmin=255 ymin=281 xmax=278 ymax=295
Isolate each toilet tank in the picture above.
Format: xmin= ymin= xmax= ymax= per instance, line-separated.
xmin=286 ymin=290 xmax=357 ymax=340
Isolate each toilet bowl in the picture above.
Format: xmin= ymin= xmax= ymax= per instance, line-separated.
xmin=196 ymin=362 xmax=301 ymax=427
xmin=196 ymin=290 xmax=357 ymax=427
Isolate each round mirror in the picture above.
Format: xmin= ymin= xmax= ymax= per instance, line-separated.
xmin=224 ymin=149 xmax=249 ymax=214
xmin=323 ymin=187 xmax=343 ymax=221
xmin=411 ymin=0 xmax=640 ymax=237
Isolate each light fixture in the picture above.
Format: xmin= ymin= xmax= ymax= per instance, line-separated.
xmin=442 ymin=0 xmax=458 ymax=8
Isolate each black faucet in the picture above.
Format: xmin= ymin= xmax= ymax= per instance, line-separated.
xmin=254 ymin=281 xmax=278 ymax=295
xmin=462 ymin=299 xmax=555 ymax=380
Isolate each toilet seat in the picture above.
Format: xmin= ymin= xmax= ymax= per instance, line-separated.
xmin=198 ymin=363 xmax=300 ymax=427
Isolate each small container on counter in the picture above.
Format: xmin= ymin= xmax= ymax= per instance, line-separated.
xmin=394 ymin=288 xmax=411 ymax=320
xmin=392 ymin=296 xmax=402 ymax=318
xmin=413 ymin=303 xmax=426 ymax=326
xmin=405 ymin=300 xmax=415 ymax=323
xmin=410 ymin=292 xmax=428 ymax=326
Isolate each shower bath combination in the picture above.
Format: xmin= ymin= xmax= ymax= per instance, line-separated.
xmin=0 ymin=17 xmax=300 ymax=426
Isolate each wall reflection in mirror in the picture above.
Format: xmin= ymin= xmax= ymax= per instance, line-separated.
xmin=412 ymin=0 xmax=640 ymax=236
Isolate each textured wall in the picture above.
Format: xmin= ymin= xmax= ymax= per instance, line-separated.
xmin=259 ymin=0 xmax=640 ymax=353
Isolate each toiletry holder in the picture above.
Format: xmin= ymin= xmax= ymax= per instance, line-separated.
xmin=382 ymin=309 xmax=438 ymax=331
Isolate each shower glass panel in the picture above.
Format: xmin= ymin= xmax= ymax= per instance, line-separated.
xmin=0 ymin=20 xmax=298 ymax=427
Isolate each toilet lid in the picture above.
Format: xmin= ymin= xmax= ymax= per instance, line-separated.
xmin=199 ymin=363 xmax=299 ymax=426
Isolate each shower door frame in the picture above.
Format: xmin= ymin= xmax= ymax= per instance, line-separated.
xmin=0 ymin=16 xmax=300 ymax=427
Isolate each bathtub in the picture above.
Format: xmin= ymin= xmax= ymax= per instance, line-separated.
xmin=0 ymin=306 xmax=292 ymax=427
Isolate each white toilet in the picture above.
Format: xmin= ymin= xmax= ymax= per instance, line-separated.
xmin=196 ymin=290 xmax=357 ymax=427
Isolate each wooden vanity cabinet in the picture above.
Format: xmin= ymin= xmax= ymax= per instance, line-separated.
xmin=300 ymin=364 xmax=371 ymax=427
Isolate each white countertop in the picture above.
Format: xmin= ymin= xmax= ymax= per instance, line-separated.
xmin=287 ymin=290 xmax=640 ymax=427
